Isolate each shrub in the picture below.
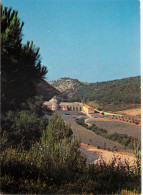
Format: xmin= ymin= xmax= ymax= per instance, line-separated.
xmin=76 ymin=118 xmax=88 ymax=128
xmin=134 ymin=141 xmax=141 ymax=175
xmin=1 ymin=98 xmax=49 ymax=150
xmin=1 ymin=113 xmax=141 ymax=194
xmin=1 ymin=113 xmax=87 ymax=193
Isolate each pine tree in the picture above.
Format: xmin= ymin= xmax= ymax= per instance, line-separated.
xmin=1 ymin=5 xmax=48 ymax=111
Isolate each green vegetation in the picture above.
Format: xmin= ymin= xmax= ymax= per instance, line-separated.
xmin=51 ymin=76 xmax=141 ymax=111
xmin=1 ymin=97 xmax=49 ymax=151
xmin=36 ymin=79 xmax=61 ymax=101
xmin=1 ymin=5 xmax=141 ymax=194
xmin=1 ymin=5 xmax=47 ymax=112
xmin=1 ymin=113 xmax=141 ymax=194
xmin=76 ymin=118 xmax=140 ymax=150
xmin=1 ymin=113 xmax=86 ymax=194
xmin=134 ymin=141 xmax=141 ymax=176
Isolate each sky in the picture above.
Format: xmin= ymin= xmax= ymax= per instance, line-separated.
xmin=2 ymin=0 xmax=141 ymax=83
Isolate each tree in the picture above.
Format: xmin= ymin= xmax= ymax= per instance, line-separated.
xmin=1 ymin=5 xmax=48 ymax=111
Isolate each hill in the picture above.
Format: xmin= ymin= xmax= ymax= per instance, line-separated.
xmin=35 ymin=79 xmax=61 ymax=101
xmin=49 ymin=76 xmax=141 ymax=112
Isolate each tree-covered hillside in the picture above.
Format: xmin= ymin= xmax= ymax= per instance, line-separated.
xmin=49 ymin=76 xmax=141 ymax=111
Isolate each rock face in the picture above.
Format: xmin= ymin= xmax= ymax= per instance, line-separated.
xmin=35 ymin=79 xmax=61 ymax=101
xmin=49 ymin=77 xmax=80 ymax=93
xmin=49 ymin=77 xmax=83 ymax=98
xmin=58 ymin=80 xmax=76 ymax=92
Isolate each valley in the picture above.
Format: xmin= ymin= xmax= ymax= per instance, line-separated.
xmin=55 ymin=110 xmax=140 ymax=164
xmin=43 ymin=75 xmax=141 ymax=166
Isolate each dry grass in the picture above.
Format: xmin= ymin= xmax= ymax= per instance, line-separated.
xmin=117 ymin=108 xmax=141 ymax=117
xmin=115 ymin=189 xmax=138 ymax=195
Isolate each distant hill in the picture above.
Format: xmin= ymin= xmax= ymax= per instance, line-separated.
xmin=49 ymin=76 xmax=141 ymax=111
xmin=49 ymin=77 xmax=82 ymax=95
xmin=35 ymin=79 xmax=61 ymax=101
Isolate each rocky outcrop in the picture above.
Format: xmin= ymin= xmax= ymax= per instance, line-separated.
xmin=49 ymin=77 xmax=82 ymax=96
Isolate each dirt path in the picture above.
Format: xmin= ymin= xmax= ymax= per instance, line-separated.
xmin=81 ymin=143 xmax=136 ymax=165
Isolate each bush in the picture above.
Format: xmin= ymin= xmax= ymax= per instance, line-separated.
xmin=1 ymin=113 xmax=87 ymax=193
xmin=1 ymin=113 xmax=141 ymax=194
xmin=1 ymin=98 xmax=49 ymax=150
xmin=76 ymin=118 xmax=88 ymax=128
xmin=1 ymin=145 xmax=141 ymax=194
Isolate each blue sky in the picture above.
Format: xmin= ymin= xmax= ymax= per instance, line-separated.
xmin=2 ymin=0 xmax=140 ymax=82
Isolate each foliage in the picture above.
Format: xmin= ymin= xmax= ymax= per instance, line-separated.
xmin=1 ymin=97 xmax=49 ymax=150
xmin=21 ymin=96 xmax=44 ymax=116
xmin=76 ymin=118 xmax=89 ymax=128
xmin=134 ymin=141 xmax=141 ymax=175
xmin=1 ymin=147 xmax=140 ymax=194
xmin=1 ymin=109 xmax=141 ymax=194
xmin=1 ymin=5 xmax=48 ymax=112
xmin=1 ymin=114 xmax=87 ymax=194
xmin=41 ymin=113 xmax=73 ymax=143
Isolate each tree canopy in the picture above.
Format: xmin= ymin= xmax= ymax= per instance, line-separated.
xmin=1 ymin=5 xmax=48 ymax=111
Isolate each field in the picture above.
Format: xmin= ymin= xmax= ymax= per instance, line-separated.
xmin=87 ymin=119 xmax=141 ymax=140
xmin=57 ymin=111 xmax=133 ymax=149
xmin=117 ymin=108 xmax=141 ymax=119
xmin=55 ymin=110 xmax=141 ymax=166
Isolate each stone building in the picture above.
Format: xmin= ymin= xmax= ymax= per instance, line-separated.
xmin=43 ymin=96 xmax=59 ymax=111
xmin=82 ymin=104 xmax=95 ymax=114
xmin=59 ymin=102 xmax=82 ymax=111
xmin=43 ymin=96 xmax=83 ymax=111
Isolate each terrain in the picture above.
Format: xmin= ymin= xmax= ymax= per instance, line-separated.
xmin=35 ymin=79 xmax=61 ymax=101
xmin=86 ymin=119 xmax=141 ymax=140
xmin=49 ymin=76 xmax=141 ymax=112
xmin=56 ymin=110 xmax=140 ymax=164
xmin=117 ymin=108 xmax=141 ymax=120
xmin=81 ymin=143 xmax=136 ymax=165
xmin=1 ymin=4 xmax=141 ymax=194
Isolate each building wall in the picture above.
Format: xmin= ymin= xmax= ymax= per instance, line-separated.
xmin=43 ymin=99 xmax=83 ymax=111
xmin=83 ymin=104 xmax=94 ymax=114
xmin=59 ymin=102 xmax=82 ymax=111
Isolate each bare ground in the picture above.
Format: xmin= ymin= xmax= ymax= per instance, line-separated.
xmin=81 ymin=143 xmax=136 ymax=165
